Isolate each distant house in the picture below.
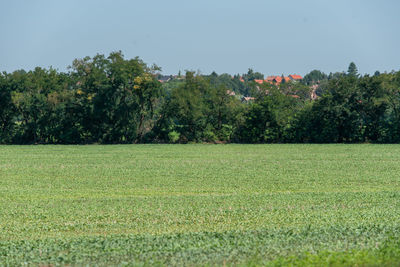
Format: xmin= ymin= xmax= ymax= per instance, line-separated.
xmin=235 ymin=74 xmax=302 ymax=85
xmin=288 ymin=74 xmax=303 ymax=81
xmin=226 ymin=90 xmax=236 ymax=96
xmin=274 ymin=76 xmax=282 ymax=83
xmin=310 ymin=84 xmax=318 ymax=100
xmin=265 ymin=76 xmax=275 ymax=83
xmin=158 ymin=75 xmax=172 ymax=83
xmin=241 ymin=96 xmax=255 ymax=102
xmin=265 ymin=75 xmax=302 ymax=85
xmin=265 ymin=76 xmax=282 ymax=84
xmin=172 ymin=75 xmax=185 ymax=80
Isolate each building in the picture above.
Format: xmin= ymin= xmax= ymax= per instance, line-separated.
xmin=226 ymin=90 xmax=236 ymax=96
xmin=288 ymin=74 xmax=303 ymax=81
xmin=158 ymin=75 xmax=172 ymax=83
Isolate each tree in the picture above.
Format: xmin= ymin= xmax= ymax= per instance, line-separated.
xmin=347 ymin=62 xmax=358 ymax=77
xmin=0 ymin=72 xmax=16 ymax=143
xmin=235 ymin=97 xmax=279 ymax=143
xmin=302 ymin=70 xmax=328 ymax=85
xmin=8 ymin=67 xmax=73 ymax=144
xmin=70 ymin=51 xmax=162 ymax=143
xmin=1 ymin=50 xmax=400 ymax=145
xmin=243 ymin=68 xmax=264 ymax=81
xmin=155 ymin=71 xmax=242 ymax=143
xmin=156 ymin=71 xmax=208 ymax=142
xmin=291 ymin=75 xmax=366 ymax=143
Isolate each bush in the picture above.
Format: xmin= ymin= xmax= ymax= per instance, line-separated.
xmin=218 ymin=124 xmax=233 ymax=142
xmin=168 ymin=131 xmax=180 ymax=143
xmin=202 ymin=125 xmax=217 ymax=142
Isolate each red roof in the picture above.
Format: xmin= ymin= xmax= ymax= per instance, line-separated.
xmin=264 ymin=75 xmax=303 ymax=84
xmin=254 ymin=79 xmax=264 ymax=84
xmin=289 ymin=74 xmax=302 ymax=80
xmin=265 ymin=76 xmax=285 ymax=84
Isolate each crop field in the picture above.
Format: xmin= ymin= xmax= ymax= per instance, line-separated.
xmin=0 ymin=144 xmax=400 ymax=266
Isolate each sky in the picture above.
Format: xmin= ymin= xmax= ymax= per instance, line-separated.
xmin=1 ymin=0 xmax=399 ymax=76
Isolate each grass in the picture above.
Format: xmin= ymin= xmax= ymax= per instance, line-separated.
xmin=0 ymin=144 xmax=399 ymax=266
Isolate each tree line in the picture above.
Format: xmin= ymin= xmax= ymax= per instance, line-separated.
xmin=1 ymin=52 xmax=400 ymax=144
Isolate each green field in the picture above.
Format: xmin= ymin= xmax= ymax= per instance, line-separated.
xmin=0 ymin=145 xmax=400 ymax=266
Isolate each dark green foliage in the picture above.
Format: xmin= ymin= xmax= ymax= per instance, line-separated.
xmin=235 ymin=90 xmax=284 ymax=143
xmin=69 ymin=52 xmax=162 ymax=143
xmin=0 ymin=56 xmax=400 ymax=144
xmin=291 ymin=73 xmax=400 ymax=143
xmin=235 ymin=83 xmax=309 ymax=143
xmin=302 ymin=69 xmax=328 ymax=85
xmin=8 ymin=67 xmax=73 ymax=143
xmin=347 ymin=61 xmax=359 ymax=77
xmin=155 ymin=72 xmax=241 ymax=143
xmin=296 ymin=76 xmax=365 ymax=143
xmin=0 ymin=72 xmax=15 ymax=143
xmin=236 ymin=101 xmax=279 ymax=143
xmin=0 ymin=52 xmax=162 ymax=144
xmin=242 ymin=68 xmax=264 ymax=81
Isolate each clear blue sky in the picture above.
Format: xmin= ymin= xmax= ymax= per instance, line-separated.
xmin=1 ymin=0 xmax=399 ymax=76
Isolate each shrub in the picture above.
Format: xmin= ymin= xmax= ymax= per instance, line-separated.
xmin=168 ymin=131 xmax=180 ymax=143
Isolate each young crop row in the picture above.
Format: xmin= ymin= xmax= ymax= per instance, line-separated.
xmin=1 ymin=226 xmax=399 ymax=266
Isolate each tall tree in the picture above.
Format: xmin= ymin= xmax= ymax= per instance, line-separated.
xmin=70 ymin=51 xmax=162 ymax=143
xmin=347 ymin=62 xmax=358 ymax=77
xmin=302 ymin=70 xmax=328 ymax=85
xmin=0 ymin=72 xmax=16 ymax=143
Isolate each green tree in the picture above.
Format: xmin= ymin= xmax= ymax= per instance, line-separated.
xmin=162 ymin=71 xmax=208 ymax=142
xmin=291 ymin=76 xmax=364 ymax=142
xmin=235 ymin=98 xmax=279 ymax=143
xmin=302 ymin=70 xmax=328 ymax=85
xmin=243 ymin=68 xmax=264 ymax=81
xmin=155 ymin=71 xmax=241 ymax=143
xmin=347 ymin=62 xmax=358 ymax=77
xmin=70 ymin=51 xmax=162 ymax=143
xmin=0 ymin=72 xmax=16 ymax=143
xmin=9 ymin=67 xmax=72 ymax=143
